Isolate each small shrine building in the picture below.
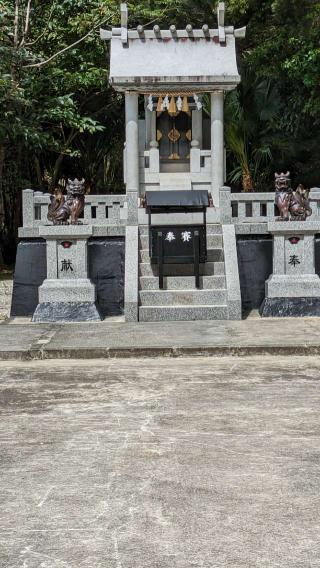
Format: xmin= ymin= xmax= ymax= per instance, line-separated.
xmin=101 ymin=2 xmax=246 ymax=322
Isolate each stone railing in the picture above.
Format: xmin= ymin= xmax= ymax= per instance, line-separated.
xmin=220 ymin=186 xmax=320 ymax=224
xmin=22 ymin=189 xmax=127 ymax=228
xmin=141 ymin=146 xmax=212 ymax=175
xmin=22 ymin=187 xmax=320 ymax=229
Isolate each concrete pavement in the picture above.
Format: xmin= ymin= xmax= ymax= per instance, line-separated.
xmin=1 ymin=316 xmax=320 ymax=359
xmin=0 ymin=356 xmax=319 ymax=567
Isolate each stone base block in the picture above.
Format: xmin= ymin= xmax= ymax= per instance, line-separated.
xmin=39 ymin=279 xmax=96 ymax=303
xmin=32 ymin=302 xmax=102 ymax=322
xmin=260 ymin=297 xmax=320 ymax=318
xmin=266 ymin=275 xmax=320 ymax=298
xmin=227 ymin=300 xmax=242 ymax=320
xmin=139 ymin=305 xmax=228 ymax=322
xmin=0 ymin=279 xmax=13 ymax=320
xmin=125 ymin=302 xmax=139 ymax=322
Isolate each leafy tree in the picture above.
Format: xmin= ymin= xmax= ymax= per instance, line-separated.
xmin=224 ymin=69 xmax=296 ymax=191
xmin=0 ymin=0 xmax=120 ymax=259
xmin=238 ymin=0 xmax=320 ymax=187
xmin=0 ymin=0 xmax=320 ymax=262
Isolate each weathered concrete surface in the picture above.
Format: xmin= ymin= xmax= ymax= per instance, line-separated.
xmin=2 ymin=318 xmax=320 ymax=359
xmin=0 ymin=323 xmax=53 ymax=359
xmin=0 ymin=356 xmax=320 ymax=567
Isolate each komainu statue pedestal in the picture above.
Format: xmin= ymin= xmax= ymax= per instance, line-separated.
xmin=260 ymin=221 xmax=320 ymax=317
xmin=32 ymin=225 xmax=101 ymax=322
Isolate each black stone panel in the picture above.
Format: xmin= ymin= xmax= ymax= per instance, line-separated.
xmin=11 ymin=237 xmax=125 ymax=318
xmin=236 ymin=236 xmax=273 ymax=313
xmin=13 ymin=234 xmax=320 ymax=320
xmin=88 ymin=238 xmax=125 ymax=317
xmin=11 ymin=239 xmax=47 ymax=317
xmin=315 ymin=236 xmax=320 ymax=276
xmin=237 ymin=235 xmax=320 ymax=316
xmin=260 ymin=297 xmax=320 ymax=317
xmin=32 ymin=302 xmax=102 ymax=322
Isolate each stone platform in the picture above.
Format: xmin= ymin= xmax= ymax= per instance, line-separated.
xmin=3 ymin=316 xmax=320 ymax=360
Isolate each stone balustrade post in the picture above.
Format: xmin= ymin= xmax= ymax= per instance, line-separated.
xmin=219 ymin=186 xmax=232 ymax=223
xmin=190 ymin=140 xmax=201 ymax=173
xmin=149 ymin=140 xmax=160 ymax=173
xmin=192 ymin=110 xmax=203 ymax=149
xmin=22 ymin=189 xmax=35 ymax=228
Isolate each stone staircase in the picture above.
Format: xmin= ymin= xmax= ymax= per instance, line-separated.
xmin=138 ymin=224 xmax=229 ymax=321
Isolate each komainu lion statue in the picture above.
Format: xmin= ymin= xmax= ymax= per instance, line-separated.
xmin=275 ymin=171 xmax=312 ymax=221
xmin=48 ymin=178 xmax=86 ymax=225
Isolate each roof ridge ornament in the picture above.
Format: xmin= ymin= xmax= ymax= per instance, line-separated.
xmin=100 ymin=0 xmax=246 ymax=43
xmin=217 ymin=1 xmax=226 ymax=43
xmin=120 ymin=3 xmax=128 ymax=44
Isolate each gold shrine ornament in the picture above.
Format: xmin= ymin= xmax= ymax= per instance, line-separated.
xmin=152 ymin=93 xmax=192 ymax=115
xmin=156 ymin=96 xmax=164 ymax=113
xmin=182 ymin=96 xmax=189 ymax=113
xmin=168 ymin=96 xmax=178 ymax=116
xmin=168 ymin=128 xmax=181 ymax=143
xmin=168 ymin=127 xmax=181 ymax=160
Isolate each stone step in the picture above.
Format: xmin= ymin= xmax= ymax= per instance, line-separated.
xmin=139 ymin=289 xmax=227 ymax=306
xmin=139 ymin=248 xmax=224 ymax=263
xmin=139 ymin=234 xmax=223 ymax=250
xmin=139 ymin=224 xmax=223 ymax=236
xmin=139 ymin=275 xmax=226 ymax=290
xmin=139 ymin=261 xmax=225 ymax=277
xmin=139 ymin=305 xmax=229 ymax=322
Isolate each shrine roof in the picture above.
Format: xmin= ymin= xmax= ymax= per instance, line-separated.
xmin=101 ymin=3 xmax=245 ymax=93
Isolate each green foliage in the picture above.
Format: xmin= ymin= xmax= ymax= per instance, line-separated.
xmin=223 ymin=0 xmax=320 ymax=190
xmin=0 ymin=0 xmax=320 ymax=260
xmin=224 ymin=70 xmax=295 ymax=191
xmin=0 ymin=0 xmax=123 ymax=254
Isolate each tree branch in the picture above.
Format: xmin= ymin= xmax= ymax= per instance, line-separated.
xmin=24 ymin=16 xmax=111 ymax=69
xmin=13 ymin=0 xmax=19 ymax=49
xmin=20 ymin=0 xmax=32 ymax=47
xmin=25 ymin=1 xmax=57 ymax=47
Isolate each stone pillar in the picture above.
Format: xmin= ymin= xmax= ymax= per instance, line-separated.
xmin=222 ymin=224 xmax=242 ymax=320
xmin=211 ymin=91 xmax=224 ymax=207
xmin=125 ymin=93 xmax=139 ymax=195
xmin=125 ymin=92 xmax=140 ymax=321
xmin=145 ymin=97 xmax=156 ymax=148
xmin=192 ymin=110 xmax=203 ymax=149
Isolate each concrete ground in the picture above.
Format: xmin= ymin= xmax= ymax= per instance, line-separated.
xmin=0 ymin=356 xmax=320 ymax=567
xmin=2 ymin=316 xmax=320 ymax=359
